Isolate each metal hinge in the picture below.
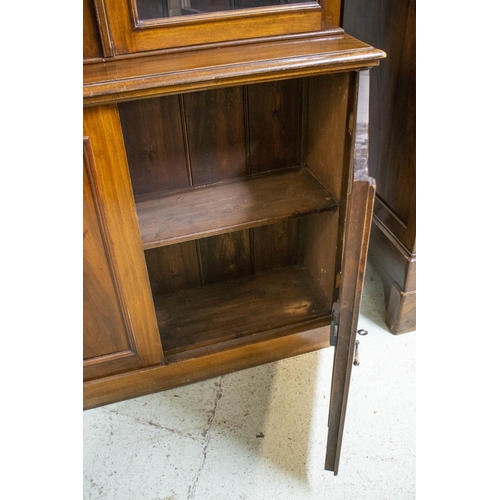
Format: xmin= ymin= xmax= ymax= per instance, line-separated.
xmin=348 ymin=112 xmax=355 ymax=135
xmin=330 ymin=300 xmax=341 ymax=346
xmin=335 ymin=272 xmax=342 ymax=289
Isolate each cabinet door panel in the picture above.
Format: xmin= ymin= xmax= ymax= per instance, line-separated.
xmin=83 ymin=105 xmax=164 ymax=381
xmin=83 ymin=162 xmax=130 ymax=358
xmin=325 ymin=176 xmax=375 ymax=474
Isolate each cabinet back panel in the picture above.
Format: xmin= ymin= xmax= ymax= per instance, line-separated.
xmin=246 ymin=79 xmax=301 ymax=173
xmin=252 ymin=220 xmax=300 ymax=272
xmin=145 ymin=220 xmax=306 ymax=294
xmin=119 ymin=81 xmax=303 ymax=198
xmin=183 ymin=87 xmax=247 ymax=185
xmin=145 ymin=242 xmax=201 ymax=295
xmin=119 ymin=96 xmax=190 ymax=196
xmin=199 ymin=231 xmax=253 ymax=285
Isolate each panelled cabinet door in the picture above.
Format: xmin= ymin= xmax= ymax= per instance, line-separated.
xmin=325 ymin=175 xmax=376 ymax=474
xmin=83 ymin=105 xmax=164 ymax=381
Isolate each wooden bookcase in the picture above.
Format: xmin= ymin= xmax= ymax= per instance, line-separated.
xmin=83 ymin=0 xmax=385 ymax=474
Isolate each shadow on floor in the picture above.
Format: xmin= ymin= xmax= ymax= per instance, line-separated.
xmin=359 ymin=259 xmax=391 ymax=333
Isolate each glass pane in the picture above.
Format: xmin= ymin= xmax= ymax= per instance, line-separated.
xmin=136 ymin=0 xmax=313 ymax=20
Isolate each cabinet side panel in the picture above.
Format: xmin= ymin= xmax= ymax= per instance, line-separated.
xmin=119 ymin=96 xmax=190 ymax=196
xmin=184 ymin=87 xmax=247 ymax=185
xmin=246 ymin=79 xmax=301 ymax=173
xmin=306 ymin=72 xmax=350 ymax=201
xmin=301 ymin=211 xmax=339 ymax=304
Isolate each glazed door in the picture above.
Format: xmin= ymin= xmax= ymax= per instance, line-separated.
xmin=93 ymin=0 xmax=339 ymax=55
xmin=83 ymin=105 xmax=164 ymax=381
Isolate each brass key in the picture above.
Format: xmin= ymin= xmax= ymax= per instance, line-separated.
xmin=353 ymin=340 xmax=360 ymax=366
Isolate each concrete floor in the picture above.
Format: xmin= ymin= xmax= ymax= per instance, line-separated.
xmin=83 ymin=260 xmax=416 ymax=499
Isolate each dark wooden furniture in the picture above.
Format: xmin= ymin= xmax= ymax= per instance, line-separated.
xmin=342 ymin=0 xmax=416 ymax=334
xmin=83 ymin=0 xmax=384 ymax=473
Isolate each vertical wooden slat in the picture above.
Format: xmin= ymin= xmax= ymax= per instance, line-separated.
xmin=247 ymin=79 xmax=300 ymax=173
xmin=299 ymin=78 xmax=309 ymax=168
xmin=243 ymin=85 xmax=252 ymax=175
xmin=118 ymin=96 xmax=190 ymax=196
xmin=253 ymin=220 xmax=300 ymax=272
xmin=184 ymin=87 xmax=246 ymax=185
xmin=198 ymin=231 xmax=252 ymax=285
xmin=179 ymin=94 xmax=195 ymax=186
xmin=145 ymin=243 xmax=201 ymax=295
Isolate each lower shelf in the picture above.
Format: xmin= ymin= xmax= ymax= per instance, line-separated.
xmin=154 ymin=266 xmax=332 ymax=357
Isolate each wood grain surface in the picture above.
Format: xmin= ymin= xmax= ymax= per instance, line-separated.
xmin=136 ymin=167 xmax=339 ymax=249
xmin=155 ymin=266 xmax=330 ymax=354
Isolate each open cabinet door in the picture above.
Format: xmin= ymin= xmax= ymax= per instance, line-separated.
xmin=325 ymin=70 xmax=376 ymax=474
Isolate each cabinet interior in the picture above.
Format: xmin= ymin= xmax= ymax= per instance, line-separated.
xmin=117 ymin=72 xmax=352 ymax=360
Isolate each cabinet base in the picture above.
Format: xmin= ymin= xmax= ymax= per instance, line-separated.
xmin=368 ymin=218 xmax=416 ymax=334
xmin=385 ymin=282 xmax=416 ymax=334
xmin=84 ymin=325 xmax=331 ymax=410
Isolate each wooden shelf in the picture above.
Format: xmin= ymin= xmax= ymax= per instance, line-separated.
xmin=155 ymin=266 xmax=331 ymax=356
xmin=136 ymin=168 xmax=338 ymax=249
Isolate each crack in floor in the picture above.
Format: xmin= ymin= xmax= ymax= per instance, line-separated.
xmin=187 ymin=376 xmax=223 ymax=500
xmin=101 ymin=408 xmax=199 ymax=441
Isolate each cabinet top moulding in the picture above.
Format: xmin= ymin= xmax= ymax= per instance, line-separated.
xmin=83 ymin=33 xmax=385 ymax=106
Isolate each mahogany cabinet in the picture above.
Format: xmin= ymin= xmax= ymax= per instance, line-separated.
xmin=83 ymin=0 xmax=384 ymax=473
xmin=343 ymin=0 xmax=416 ymax=333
